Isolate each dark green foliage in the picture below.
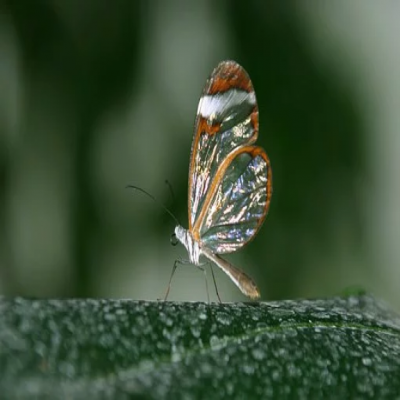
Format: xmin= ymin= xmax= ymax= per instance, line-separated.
xmin=1 ymin=294 xmax=400 ymax=399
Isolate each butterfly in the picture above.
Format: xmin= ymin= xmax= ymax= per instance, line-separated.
xmin=171 ymin=60 xmax=272 ymax=300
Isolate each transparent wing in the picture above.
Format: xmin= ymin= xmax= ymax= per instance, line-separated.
xmin=195 ymin=146 xmax=272 ymax=254
xmin=188 ymin=61 xmax=259 ymax=230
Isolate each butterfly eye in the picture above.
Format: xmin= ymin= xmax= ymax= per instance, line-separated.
xmin=170 ymin=233 xmax=178 ymax=246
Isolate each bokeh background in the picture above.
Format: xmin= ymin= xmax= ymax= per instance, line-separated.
xmin=1 ymin=1 xmax=399 ymax=307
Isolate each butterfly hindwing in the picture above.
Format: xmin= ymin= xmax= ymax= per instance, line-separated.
xmin=188 ymin=61 xmax=259 ymax=230
xmin=194 ymin=145 xmax=272 ymax=254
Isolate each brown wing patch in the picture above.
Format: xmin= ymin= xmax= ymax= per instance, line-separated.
xmin=206 ymin=61 xmax=254 ymax=94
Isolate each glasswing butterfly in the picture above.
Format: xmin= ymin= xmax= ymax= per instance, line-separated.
xmin=170 ymin=60 xmax=272 ymax=300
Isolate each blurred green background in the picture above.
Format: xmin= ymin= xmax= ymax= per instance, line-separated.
xmin=0 ymin=1 xmax=398 ymax=306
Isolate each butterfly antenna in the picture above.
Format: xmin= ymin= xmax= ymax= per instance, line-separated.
xmin=164 ymin=179 xmax=175 ymax=205
xmin=126 ymin=185 xmax=180 ymax=226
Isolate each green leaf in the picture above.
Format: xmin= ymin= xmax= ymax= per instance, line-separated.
xmin=1 ymin=295 xmax=400 ymax=399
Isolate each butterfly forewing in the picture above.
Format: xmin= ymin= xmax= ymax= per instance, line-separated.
xmin=188 ymin=61 xmax=259 ymax=230
xmin=197 ymin=146 xmax=271 ymax=254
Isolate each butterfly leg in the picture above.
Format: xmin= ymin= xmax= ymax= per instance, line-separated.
xmin=197 ymin=262 xmax=222 ymax=303
xmin=196 ymin=263 xmax=210 ymax=303
xmin=163 ymin=258 xmax=194 ymax=301
xmin=163 ymin=258 xmax=183 ymax=301
xmin=209 ymin=263 xmax=222 ymax=303
xmin=162 ymin=259 xmax=222 ymax=303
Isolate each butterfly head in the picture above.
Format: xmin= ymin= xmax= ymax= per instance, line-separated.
xmin=170 ymin=232 xmax=178 ymax=246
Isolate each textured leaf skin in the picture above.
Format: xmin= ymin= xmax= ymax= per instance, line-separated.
xmin=1 ymin=295 xmax=400 ymax=399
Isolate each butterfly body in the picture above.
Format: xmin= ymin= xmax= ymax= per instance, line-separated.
xmin=175 ymin=60 xmax=272 ymax=299
xmin=175 ymin=225 xmax=201 ymax=265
